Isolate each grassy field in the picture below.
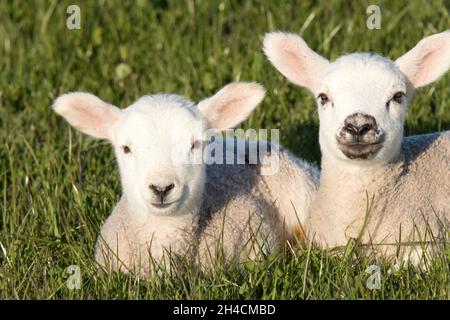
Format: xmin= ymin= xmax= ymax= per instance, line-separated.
xmin=0 ymin=0 xmax=449 ymax=299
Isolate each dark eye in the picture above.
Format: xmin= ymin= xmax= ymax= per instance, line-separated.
xmin=392 ymin=92 xmax=405 ymax=104
xmin=191 ymin=140 xmax=201 ymax=151
xmin=122 ymin=146 xmax=131 ymax=154
xmin=317 ymin=93 xmax=329 ymax=106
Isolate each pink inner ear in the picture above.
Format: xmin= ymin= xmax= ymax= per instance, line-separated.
xmin=397 ymin=32 xmax=450 ymax=88
xmin=85 ymin=106 xmax=120 ymax=138
xmin=265 ymin=34 xmax=329 ymax=91
xmin=214 ymin=97 xmax=250 ymax=129
xmin=412 ymin=49 xmax=442 ymax=87
xmin=58 ymin=96 xmax=120 ymax=139
xmin=284 ymin=49 xmax=312 ymax=86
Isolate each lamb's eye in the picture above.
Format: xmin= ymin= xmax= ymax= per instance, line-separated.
xmin=191 ymin=140 xmax=201 ymax=151
xmin=122 ymin=146 xmax=131 ymax=154
xmin=392 ymin=92 xmax=405 ymax=104
xmin=317 ymin=93 xmax=329 ymax=106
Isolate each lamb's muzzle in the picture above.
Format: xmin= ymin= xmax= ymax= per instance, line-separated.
xmin=337 ymin=112 xmax=384 ymax=159
xmin=149 ymin=183 xmax=175 ymax=207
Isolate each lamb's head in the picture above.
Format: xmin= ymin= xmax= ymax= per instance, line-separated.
xmin=264 ymin=31 xmax=450 ymax=165
xmin=53 ymin=82 xmax=265 ymax=218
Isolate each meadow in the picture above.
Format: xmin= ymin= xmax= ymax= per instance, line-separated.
xmin=0 ymin=0 xmax=449 ymax=299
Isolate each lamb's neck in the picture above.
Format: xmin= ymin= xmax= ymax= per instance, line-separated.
xmin=319 ymin=155 xmax=402 ymax=198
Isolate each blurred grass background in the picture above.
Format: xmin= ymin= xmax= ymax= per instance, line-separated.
xmin=0 ymin=0 xmax=449 ymax=299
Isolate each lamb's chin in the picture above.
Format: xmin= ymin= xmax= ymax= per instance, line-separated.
xmin=148 ymin=197 xmax=198 ymax=217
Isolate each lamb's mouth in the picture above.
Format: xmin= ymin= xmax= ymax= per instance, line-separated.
xmin=337 ymin=142 xmax=383 ymax=160
xmin=151 ymin=202 xmax=176 ymax=209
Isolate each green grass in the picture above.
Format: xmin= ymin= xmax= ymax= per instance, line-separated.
xmin=0 ymin=0 xmax=449 ymax=299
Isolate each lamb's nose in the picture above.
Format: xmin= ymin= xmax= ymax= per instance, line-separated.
xmin=344 ymin=123 xmax=373 ymax=136
xmin=149 ymin=183 xmax=175 ymax=201
xmin=343 ymin=113 xmax=377 ymax=139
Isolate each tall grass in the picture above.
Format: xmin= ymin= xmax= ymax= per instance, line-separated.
xmin=0 ymin=0 xmax=449 ymax=299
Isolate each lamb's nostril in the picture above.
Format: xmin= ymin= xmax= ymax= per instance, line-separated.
xmin=164 ymin=183 xmax=175 ymax=193
xmin=357 ymin=123 xmax=372 ymax=136
xmin=149 ymin=184 xmax=160 ymax=194
xmin=344 ymin=123 xmax=359 ymax=135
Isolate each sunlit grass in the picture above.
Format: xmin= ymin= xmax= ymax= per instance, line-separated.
xmin=0 ymin=0 xmax=449 ymax=299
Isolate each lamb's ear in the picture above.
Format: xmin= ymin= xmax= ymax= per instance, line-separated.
xmin=395 ymin=31 xmax=450 ymax=89
xmin=263 ymin=32 xmax=329 ymax=92
xmin=53 ymin=92 xmax=121 ymax=140
xmin=197 ymin=82 xmax=265 ymax=130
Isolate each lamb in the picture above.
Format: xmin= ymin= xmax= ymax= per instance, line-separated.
xmin=264 ymin=31 xmax=450 ymax=264
xmin=53 ymin=82 xmax=319 ymax=276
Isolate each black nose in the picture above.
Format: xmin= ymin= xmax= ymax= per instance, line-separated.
xmin=343 ymin=113 xmax=377 ymax=139
xmin=344 ymin=123 xmax=372 ymax=136
xmin=149 ymin=183 xmax=175 ymax=202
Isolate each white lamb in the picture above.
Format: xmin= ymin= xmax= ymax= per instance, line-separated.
xmin=264 ymin=31 xmax=450 ymax=264
xmin=53 ymin=82 xmax=318 ymax=276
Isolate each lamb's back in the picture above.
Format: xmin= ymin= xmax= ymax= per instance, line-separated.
xmin=197 ymin=161 xmax=280 ymax=270
xmin=392 ymin=130 xmax=450 ymax=227
xmin=362 ymin=131 xmax=450 ymax=258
